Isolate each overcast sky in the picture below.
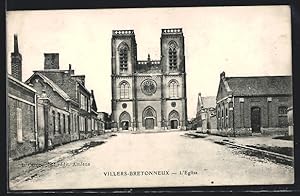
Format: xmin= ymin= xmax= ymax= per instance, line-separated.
xmin=6 ymin=6 xmax=291 ymax=119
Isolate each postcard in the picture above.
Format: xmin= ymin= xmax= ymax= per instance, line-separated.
xmin=6 ymin=5 xmax=294 ymax=190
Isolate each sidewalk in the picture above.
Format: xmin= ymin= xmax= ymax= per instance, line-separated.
xmin=186 ymin=131 xmax=294 ymax=157
xmin=9 ymin=132 xmax=116 ymax=181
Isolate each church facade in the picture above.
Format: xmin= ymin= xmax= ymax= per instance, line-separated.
xmin=111 ymin=28 xmax=187 ymax=131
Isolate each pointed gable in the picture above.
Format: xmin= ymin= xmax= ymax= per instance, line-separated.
xmin=217 ymin=71 xmax=232 ymax=101
xmin=25 ymin=72 xmax=71 ymax=102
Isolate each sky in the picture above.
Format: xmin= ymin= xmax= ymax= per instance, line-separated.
xmin=6 ymin=6 xmax=292 ymax=119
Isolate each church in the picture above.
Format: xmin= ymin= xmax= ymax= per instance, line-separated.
xmin=111 ymin=28 xmax=187 ymax=131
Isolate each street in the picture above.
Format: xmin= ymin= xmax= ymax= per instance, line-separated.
xmin=10 ymin=131 xmax=294 ymax=190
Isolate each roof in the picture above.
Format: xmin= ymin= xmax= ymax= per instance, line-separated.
xmin=26 ymin=72 xmax=71 ymax=101
xmin=8 ymin=74 xmax=36 ymax=93
xmin=226 ymin=76 xmax=292 ymax=96
xmin=136 ymin=60 xmax=161 ymax=73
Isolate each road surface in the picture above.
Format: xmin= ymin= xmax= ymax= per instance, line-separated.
xmin=10 ymin=131 xmax=294 ymax=190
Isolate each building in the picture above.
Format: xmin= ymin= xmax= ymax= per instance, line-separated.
xmin=216 ymin=71 xmax=293 ymax=136
xmin=8 ymin=35 xmax=38 ymax=159
xmin=26 ymin=53 xmax=100 ymax=149
xmin=194 ymin=93 xmax=217 ymax=133
xmin=111 ymin=28 xmax=187 ymax=131
xmin=97 ymin=112 xmax=111 ymax=130
xmin=287 ymin=107 xmax=293 ymax=136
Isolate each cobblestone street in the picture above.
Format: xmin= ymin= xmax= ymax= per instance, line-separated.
xmin=10 ymin=131 xmax=294 ymax=190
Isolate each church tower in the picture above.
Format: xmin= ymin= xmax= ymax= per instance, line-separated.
xmin=160 ymin=28 xmax=187 ymax=130
xmin=111 ymin=30 xmax=137 ymax=131
xmin=11 ymin=34 xmax=22 ymax=81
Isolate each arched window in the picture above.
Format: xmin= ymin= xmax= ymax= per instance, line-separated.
xmin=221 ymin=109 xmax=224 ymax=128
xmin=278 ymin=106 xmax=288 ymax=127
xmin=118 ymin=43 xmax=129 ymax=72
xmin=168 ymin=41 xmax=178 ymax=70
xmin=120 ymin=81 xmax=130 ymax=99
xmin=169 ymin=80 xmax=179 ymax=98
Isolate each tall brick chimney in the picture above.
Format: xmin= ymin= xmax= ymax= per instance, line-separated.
xmin=44 ymin=53 xmax=59 ymax=69
xmin=11 ymin=34 xmax=22 ymax=81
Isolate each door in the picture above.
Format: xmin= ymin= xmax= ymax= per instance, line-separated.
xmin=145 ymin=118 xmax=154 ymax=129
xmin=251 ymin=107 xmax=261 ymax=133
xmin=121 ymin=121 xmax=129 ymax=130
xmin=171 ymin=120 xmax=178 ymax=129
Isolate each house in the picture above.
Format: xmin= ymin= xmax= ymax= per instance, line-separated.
xmin=8 ymin=35 xmax=38 ymax=159
xmin=216 ymin=71 xmax=293 ymax=136
xmin=26 ymin=53 xmax=99 ymax=148
xmin=26 ymin=72 xmax=78 ymax=150
xmin=287 ymin=107 xmax=293 ymax=136
xmin=195 ymin=93 xmax=217 ymax=133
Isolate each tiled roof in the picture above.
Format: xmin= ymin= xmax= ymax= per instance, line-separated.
xmin=31 ymin=73 xmax=71 ymax=101
xmin=8 ymin=74 xmax=36 ymax=93
xmin=226 ymin=76 xmax=292 ymax=96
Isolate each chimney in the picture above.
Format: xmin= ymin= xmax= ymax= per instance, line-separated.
xmin=68 ymin=64 xmax=74 ymax=75
xmin=11 ymin=34 xmax=22 ymax=81
xmin=44 ymin=53 xmax=59 ymax=69
xmin=220 ymin=71 xmax=225 ymax=80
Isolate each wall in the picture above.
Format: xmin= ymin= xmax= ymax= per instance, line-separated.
xmin=233 ymin=96 xmax=292 ymax=136
xmin=8 ymin=79 xmax=36 ymax=159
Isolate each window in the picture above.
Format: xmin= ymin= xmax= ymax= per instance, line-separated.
xmin=80 ymin=94 xmax=88 ymax=110
xmin=278 ymin=106 xmax=288 ymax=127
xmin=63 ymin=114 xmax=66 ymax=133
xmin=58 ymin=113 xmax=61 ymax=134
xmin=221 ymin=109 xmax=224 ymax=128
xmin=17 ymin=108 xmax=23 ymax=142
xmin=168 ymin=41 xmax=178 ymax=70
xmin=119 ymin=45 xmax=128 ymax=72
xmin=120 ymin=81 xmax=130 ymax=99
xmin=169 ymin=80 xmax=179 ymax=98
xmin=68 ymin=115 xmax=71 ymax=134
xmin=92 ymin=119 xmax=95 ymax=130
xmin=52 ymin=111 xmax=56 ymax=135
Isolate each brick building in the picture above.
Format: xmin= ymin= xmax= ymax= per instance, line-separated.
xmin=111 ymin=28 xmax=187 ymax=131
xmin=26 ymin=72 xmax=78 ymax=150
xmin=8 ymin=35 xmax=38 ymax=159
xmin=216 ymin=71 xmax=293 ymax=136
xmin=97 ymin=112 xmax=111 ymax=130
xmin=26 ymin=53 xmax=102 ymax=148
xmin=194 ymin=93 xmax=217 ymax=133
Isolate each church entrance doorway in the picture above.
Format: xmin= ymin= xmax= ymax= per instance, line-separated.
xmin=170 ymin=119 xmax=179 ymax=129
xmin=119 ymin=111 xmax=131 ymax=131
xmin=168 ymin=110 xmax=180 ymax=130
xmin=121 ymin=121 xmax=129 ymax=130
xmin=145 ymin=118 xmax=155 ymax=130
xmin=142 ymin=106 xmax=157 ymax=130
xmin=251 ymin=107 xmax=261 ymax=133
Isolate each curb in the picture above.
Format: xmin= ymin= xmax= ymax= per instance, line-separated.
xmin=185 ymin=132 xmax=294 ymax=163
